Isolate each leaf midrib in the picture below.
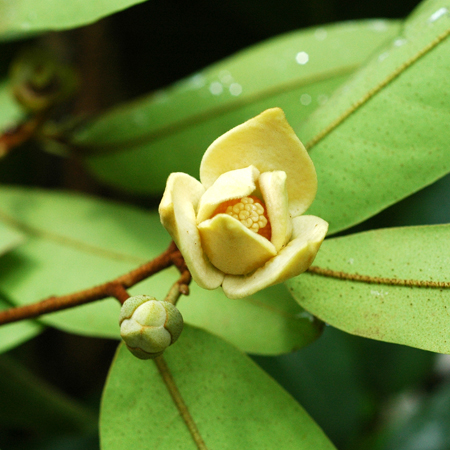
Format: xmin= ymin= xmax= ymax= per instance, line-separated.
xmin=307 ymin=265 xmax=450 ymax=288
xmin=0 ymin=207 xmax=146 ymax=264
xmin=74 ymin=64 xmax=359 ymax=155
xmin=305 ymin=26 xmax=450 ymax=151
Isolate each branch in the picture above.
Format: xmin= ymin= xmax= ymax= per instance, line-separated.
xmin=0 ymin=241 xmax=189 ymax=326
xmin=0 ymin=116 xmax=45 ymax=157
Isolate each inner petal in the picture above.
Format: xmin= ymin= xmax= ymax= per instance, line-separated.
xmin=211 ymin=195 xmax=272 ymax=240
xmin=196 ymin=165 xmax=260 ymax=224
xmin=259 ymin=171 xmax=292 ymax=251
xmin=198 ymin=214 xmax=276 ymax=275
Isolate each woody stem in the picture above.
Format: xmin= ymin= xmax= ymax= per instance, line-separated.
xmin=0 ymin=242 xmax=189 ymax=325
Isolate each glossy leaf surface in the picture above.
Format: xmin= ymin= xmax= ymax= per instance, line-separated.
xmin=72 ymin=20 xmax=401 ymax=194
xmin=0 ymin=0 xmax=148 ymax=40
xmin=0 ymin=186 xmax=321 ymax=354
xmin=287 ymin=225 xmax=450 ymax=353
xmin=302 ymin=0 xmax=450 ymax=234
xmin=0 ymin=216 xmax=37 ymax=353
xmin=101 ymin=326 xmax=336 ymax=450
xmin=0 ymin=220 xmax=24 ymax=256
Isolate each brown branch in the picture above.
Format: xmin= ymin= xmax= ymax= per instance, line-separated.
xmin=0 ymin=115 xmax=47 ymax=157
xmin=105 ymin=283 xmax=131 ymax=305
xmin=164 ymin=245 xmax=192 ymax=304
xmin=164 ymin=269 xmax=192 ymax=305
xmin=0 ymin=241 xmax=189 ymax=326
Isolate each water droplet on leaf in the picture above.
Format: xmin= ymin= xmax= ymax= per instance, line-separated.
xmin=428 ymin=7 xmax=448 ymax=22
xmin=295 ymin=51 xmax=309 ymax=65
xmin=300 ymin=94 xmax=312 ymax=105
xmin=229 ymin=83 xmax=242 ymax=96
xmin=209 ymin=81 xmax=223 ymax=96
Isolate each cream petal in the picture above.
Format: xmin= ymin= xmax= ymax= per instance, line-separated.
xmin=198 ymin=214 xmax=276 ymax=275
xmin=159 ymin=172 xmax=224 ymax=289
xmin=196 ymin=165 xmax=260 ymax=224
xmin=259 ymin=170 xmax=292 ymax=252
xmin=222 ymin=215 xmax=328 ymax=299
xmin=200 ymin=108 xmax=317 ymax=217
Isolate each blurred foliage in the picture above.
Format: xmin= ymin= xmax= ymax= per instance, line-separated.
xmin=3 ymin=0 xmax=450 ymax=449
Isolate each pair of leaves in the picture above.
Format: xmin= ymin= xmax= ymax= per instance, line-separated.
xmin=71 ymin=19 xmax=401 ymax=194
xmin=0 ymin=186 xmax=321 ymax=354
xmin=101 ymin=325 xmax=336 ymax=450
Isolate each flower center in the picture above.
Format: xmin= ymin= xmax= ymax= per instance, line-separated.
xmin=211 ymin=195 xmax=272 ymax=240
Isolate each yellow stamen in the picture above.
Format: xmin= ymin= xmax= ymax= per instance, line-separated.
xmin=211 ymin=195 xmax=272 ymax=240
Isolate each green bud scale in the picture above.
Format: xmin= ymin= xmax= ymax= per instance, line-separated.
xmin=119 ymin=295 xmax=183 ymax=360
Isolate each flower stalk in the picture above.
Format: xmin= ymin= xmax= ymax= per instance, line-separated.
xmin=0 ymin=241 xmax=189 ymax=326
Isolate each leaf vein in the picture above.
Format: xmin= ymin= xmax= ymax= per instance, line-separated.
xmin=306 ymin=26 xmax=450 ymax=150
xmin=154 ymin=356 xmax=208 ymax=450
xmin=307 ymin=265 xmax=450 ymax=288
xmin=0 ymin=207 xmax=145 ymax=264
xmin=74 ymin=65 xmax=359 ymax=155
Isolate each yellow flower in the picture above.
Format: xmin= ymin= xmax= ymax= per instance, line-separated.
xmin=159 ymin=108 xmax=328 ymax=299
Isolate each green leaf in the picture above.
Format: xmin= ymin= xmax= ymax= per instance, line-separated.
xmin=0 ymin=296 xmax=42 ymax=353
xmin=0 ymin=0 xmax=148 ymax=41
xmin=0 ymin=220 xmax=24 ymax=256
xmin=0 ymin=186 xmax=320 ymax=354
xmin=101 ymin=325 xmax=336 ymax=450
xmin=302 ymin=0 xmax=450 ymax=234
xmin=0 ymin=214 xmax=36 ymax=353
xmin=0 ymin=80 xmax=24 ymax=132
xmin=179 ymin=283 xmax=323 ymax=355
xmin=254 ymin=326 xmax=370 ymax=449
xmin=72 ymin=19 xmax=401 ymax=194
xmin=286 ymin=225 xmax=450 ymax=353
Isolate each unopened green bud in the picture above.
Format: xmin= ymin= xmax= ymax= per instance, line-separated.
xmin=119 ymin=295 xmax=183 ymax=360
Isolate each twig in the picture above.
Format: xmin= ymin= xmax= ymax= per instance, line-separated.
xmin=164 ymin=269 xmax=191 ymax=305
xmin=106 ymin=283 xmax=131 ymax=305
xmin=0 ymin=241 xmax=190 ymax=325
xmin=0 ymin=115 xmax=47 ymax=157
xmin=164 ymin=245 xmax=191 ymax=305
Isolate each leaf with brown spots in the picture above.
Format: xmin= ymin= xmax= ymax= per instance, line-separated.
xmin=287 ymin=224 xmax=450 ymax=353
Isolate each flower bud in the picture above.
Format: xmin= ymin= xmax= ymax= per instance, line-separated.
xmin=119 ymin=295 xmax=183 ymax=360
